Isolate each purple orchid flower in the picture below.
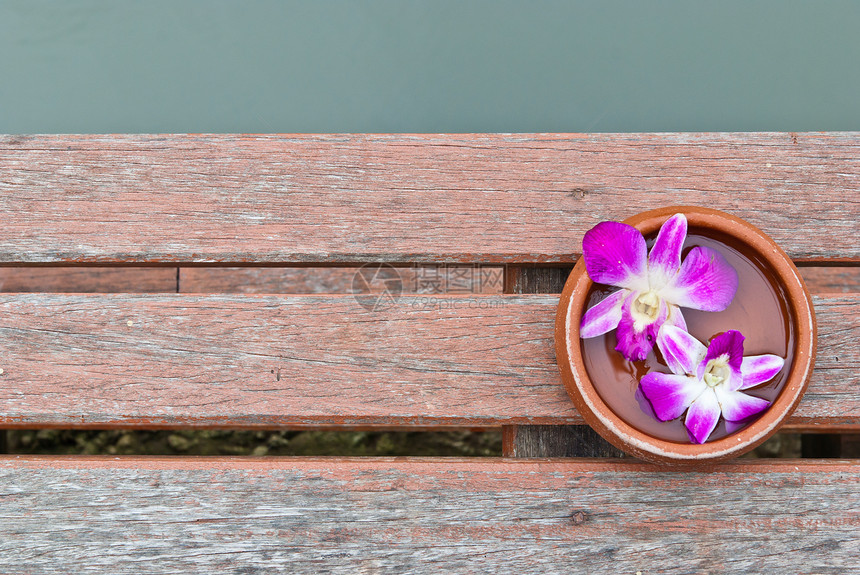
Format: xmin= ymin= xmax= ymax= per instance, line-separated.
xmin=580 ymin=213 xmax=738 ymax=361
xmin=640 ymin=326 xmax=785 ymax=444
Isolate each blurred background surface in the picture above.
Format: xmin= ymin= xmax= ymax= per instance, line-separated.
xmin=1 ymin=0 xmax=859 ymax=133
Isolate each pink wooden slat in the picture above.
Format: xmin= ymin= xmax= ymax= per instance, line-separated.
xmin=0 ymin=456 xmax=857 ymax=573
xmin=179 ymin=265 xmax=504 ymax=294
xmin=1 ymin=133 xmax=858 ymax=264
xmin=0 ymin=293 xmax=854 ymax=430
xmin=0 ymin=267 xmax=177 ymax=293
xmin=0 ymin=266 xmax=850 ymax=295
xmin=799 ymin=266 xmax=860 ymax=293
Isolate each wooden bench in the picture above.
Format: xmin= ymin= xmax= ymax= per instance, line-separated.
xmin=0 ymin=133 xmax=858 ymax=573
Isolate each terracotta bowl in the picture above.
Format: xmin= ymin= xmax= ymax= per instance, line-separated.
xmin=555 ymin=206 xmax=816 ymax=465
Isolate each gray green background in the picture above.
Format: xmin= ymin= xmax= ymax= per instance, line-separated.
xmin=1 ymin=0 xmax=858 ymax=133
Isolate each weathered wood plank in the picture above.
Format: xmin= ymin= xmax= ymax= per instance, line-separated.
xmin=0 ymin=265 xmax=848 ymax=296
xmin=506 ymin=266 xmax=860 ymax=296
xmin=505 ymin=425 xmax=627 ymax=457
xmin=179 ymin=265 xmax=504 ymax=294
xmin=0 ymin=267 xmax=177 ymax=293
xmin=503 ymin=265 xmax=573 ymax=295
xmin=0 ymin=293 xmax=855 ymax=429
xmin=0 ymin=456 xmax=856 ymax=574
xmin=180 ymin=266 xmax=370 ymax=294
xmin=1 ymin=133 xmax=858 ymax=264
xmin=799 ymin=266 xmax=860 ymax=293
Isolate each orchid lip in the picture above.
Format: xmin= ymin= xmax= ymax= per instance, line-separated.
xmin=703 ymin=357 xmax=730 ymax=387
xmin=632 ymin=290 xmax=661 ymax=321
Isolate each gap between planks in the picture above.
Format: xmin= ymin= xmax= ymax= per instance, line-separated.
xmin=0 ymin=265 xmax=855 ymax=294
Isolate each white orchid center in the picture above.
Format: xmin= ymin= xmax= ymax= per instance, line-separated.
xmin=703 ymin=355 xmax=731 ymax=388
xmin=633 ymin=290 xmax=662 ymax=322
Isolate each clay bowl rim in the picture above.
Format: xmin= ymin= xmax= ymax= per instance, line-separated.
xmin=555 ymin=206 xmax=817 ymax=465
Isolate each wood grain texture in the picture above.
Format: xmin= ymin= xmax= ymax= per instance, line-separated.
xmin=180 ymin=265 xmax=504 ymax=294
xmin=181 ymin=266 xmax=372 ymax=294
xmin=0 ymin=456 xmax=856 ymax=574
xmin=504 ymin=265 xmax=573 ymax=295
xmin=506 ymin=425 xmax=627 ymax=457
xmin=0 ymin=293 xmax=855 ymax=429
xmin=0 ymin=267 xmax=177 ymax=293
xmin=1 ymin=133 xmax=858 ymax=264
xmin=506 ymin=265 xmax=860 ymax=296
xmin=799 ymin=266 xmax=860 ymax=293
xmin=0 ymin=266 xmax=846 ymax=296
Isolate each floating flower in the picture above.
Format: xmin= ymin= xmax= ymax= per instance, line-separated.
xmin=640 ymin=326 xmax=785 ymax=444
xmin=579 ymin=213 xmax=738 ymax=361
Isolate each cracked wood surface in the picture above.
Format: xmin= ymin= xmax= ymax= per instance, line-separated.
xmin=0 ymin=293 xmax=855 ymax=430
xmin=1 ymin=133 xmax=858 ymax=264
xmin=0 ymin=457 xmax=857 ymax=574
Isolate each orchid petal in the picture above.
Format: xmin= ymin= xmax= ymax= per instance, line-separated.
xmin=634 ymin=384 xmax=659 ymax=420
xmin=714 ymin=387 xmax=771 ymax=422
xmin=685 ymin=389 xmax=721 ymax=444
xmin=664 ymin=303 xmax=687 ymax=334
xmin=657 ymin=325 xmax=707 ymax=376
xmin=640 ymin=372 xmax=707 ymax=421
xmin=615 ymin=293 xmax=667 ymax=361
xmin=739 ymin=354 xmax=785 ymax=390
xmin=647 ymin=213 xmax=687 ymax=290
xmin=582 ymin=221 xmax=648 ymax=291
xmin=659 ymin=246 xmax=738 ymax=312
xmin=724 ymin=419 xmax=746 ymax=435
xmin=704 ymin=330 xmax=745 ymax=371
xmin=580 ymin=289 xmax=627 ymax=338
